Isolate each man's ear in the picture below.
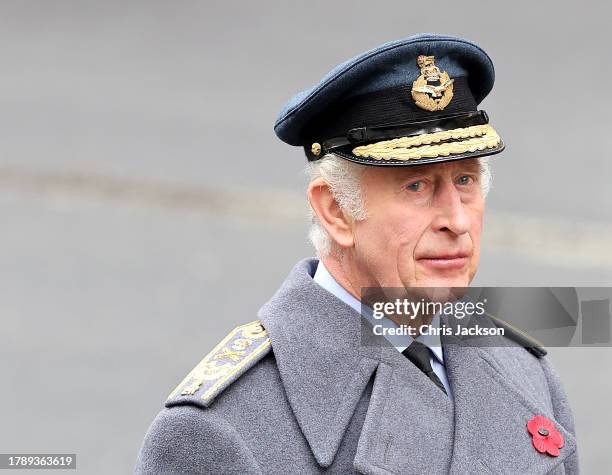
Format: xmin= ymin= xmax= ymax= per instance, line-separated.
xmin=307 ymin=178 xmax=355 ymax=249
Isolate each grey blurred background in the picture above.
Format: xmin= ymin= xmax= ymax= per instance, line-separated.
xmin=0 ymin=1 xmax=610 ymax=473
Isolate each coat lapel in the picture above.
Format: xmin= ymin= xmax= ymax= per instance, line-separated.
xmin=258 ymin=258 xmax=381 ymax=468
xmin=353 ymin=346 xmax=455 ymax=475
xmin=443 ymin=331 xmax=577 ymax=474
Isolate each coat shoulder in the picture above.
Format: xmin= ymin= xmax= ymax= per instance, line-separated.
xmin=135 ymin=405 xmax=262 ymax=474
xmin=165 ymin=320 xmax=272 ymax=409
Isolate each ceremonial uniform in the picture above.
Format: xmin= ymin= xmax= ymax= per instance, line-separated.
xmin=136 ymin=259 xmax=578 ymax=474
xmin=135 ymin=33 xmax=579 ymax=474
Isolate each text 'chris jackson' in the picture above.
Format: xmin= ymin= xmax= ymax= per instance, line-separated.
xmin=372 ymin=324 xmax=505 ymax=337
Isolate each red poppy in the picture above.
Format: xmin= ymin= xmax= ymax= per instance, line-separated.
xmin=527 ymin=415 xmax=564 ymax=457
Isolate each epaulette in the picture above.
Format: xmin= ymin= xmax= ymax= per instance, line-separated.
xmin=165 ymin=320 xmax=272 ymax=408
xmin=485 ymin=312 xmax=547 ymax=358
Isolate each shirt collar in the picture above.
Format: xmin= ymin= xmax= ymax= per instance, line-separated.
xmin=312 ymin=259 xmax=444 ymax=364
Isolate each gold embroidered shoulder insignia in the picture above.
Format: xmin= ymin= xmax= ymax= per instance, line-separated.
xmin=166 ymin=320 xmax=271 ymax=407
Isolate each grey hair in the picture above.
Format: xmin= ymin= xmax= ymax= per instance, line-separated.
xmin=306 ymin=153 xmax=493 ymax=256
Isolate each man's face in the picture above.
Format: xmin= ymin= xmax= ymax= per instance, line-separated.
xmin=351 ymin=158 xmax=484 ymax=290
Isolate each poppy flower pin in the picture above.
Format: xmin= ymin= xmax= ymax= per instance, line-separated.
xmin=527 ymin=415 xmax=564 ymax=456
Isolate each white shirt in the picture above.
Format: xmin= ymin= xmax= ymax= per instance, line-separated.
xmin=312 ymin=260 xmax=453 ymax=400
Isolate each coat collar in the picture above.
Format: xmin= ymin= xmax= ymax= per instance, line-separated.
xmin=258 ymin=258 xmax=382 ymax=467
xmin=259 ymin=258 xmax=576 ymax=473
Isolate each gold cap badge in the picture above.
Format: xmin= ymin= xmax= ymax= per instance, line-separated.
xmin=411 ymin=55 xmax=454 ymax=111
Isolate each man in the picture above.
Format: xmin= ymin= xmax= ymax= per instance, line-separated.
xmin=135 ymin=34 xmax=579 ymax=474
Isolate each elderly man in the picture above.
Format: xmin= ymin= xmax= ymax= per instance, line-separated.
xmin=135 ymin=34 xmax=578 ymax=474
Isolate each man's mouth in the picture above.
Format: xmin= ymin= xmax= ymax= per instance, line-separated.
xmin=417 ymin=252 xmax=470 ymax=270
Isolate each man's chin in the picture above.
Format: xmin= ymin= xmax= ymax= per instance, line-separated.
xmin=405 ymin=273 xmax=472 ymax=290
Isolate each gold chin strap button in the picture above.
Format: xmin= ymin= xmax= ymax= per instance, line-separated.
xmin=311 ymin=142 xmax=321 ymax=156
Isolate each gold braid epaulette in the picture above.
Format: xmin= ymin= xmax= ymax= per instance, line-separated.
xmin=167 ymin=320 xmax=271 ymax=404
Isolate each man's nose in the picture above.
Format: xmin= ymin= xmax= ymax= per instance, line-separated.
xmin=431 ymin=180 xmax=471 ymax=235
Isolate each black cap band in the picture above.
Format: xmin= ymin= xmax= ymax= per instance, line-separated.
xmin=307 ymin=110 xmax=490 ymax=161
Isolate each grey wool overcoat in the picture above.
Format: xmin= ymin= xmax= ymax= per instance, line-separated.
xmin=135 ymin=258 xmax=579 ymax=474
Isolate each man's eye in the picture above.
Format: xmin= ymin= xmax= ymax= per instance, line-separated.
xmin=406 ymin=181 xmax=422 ymax=192
xmin=457 ymin=175 xmax=472 ymax=185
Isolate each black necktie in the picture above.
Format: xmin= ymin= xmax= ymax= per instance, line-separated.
xmin=402 ymin=340 xmax=448 ymax=396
